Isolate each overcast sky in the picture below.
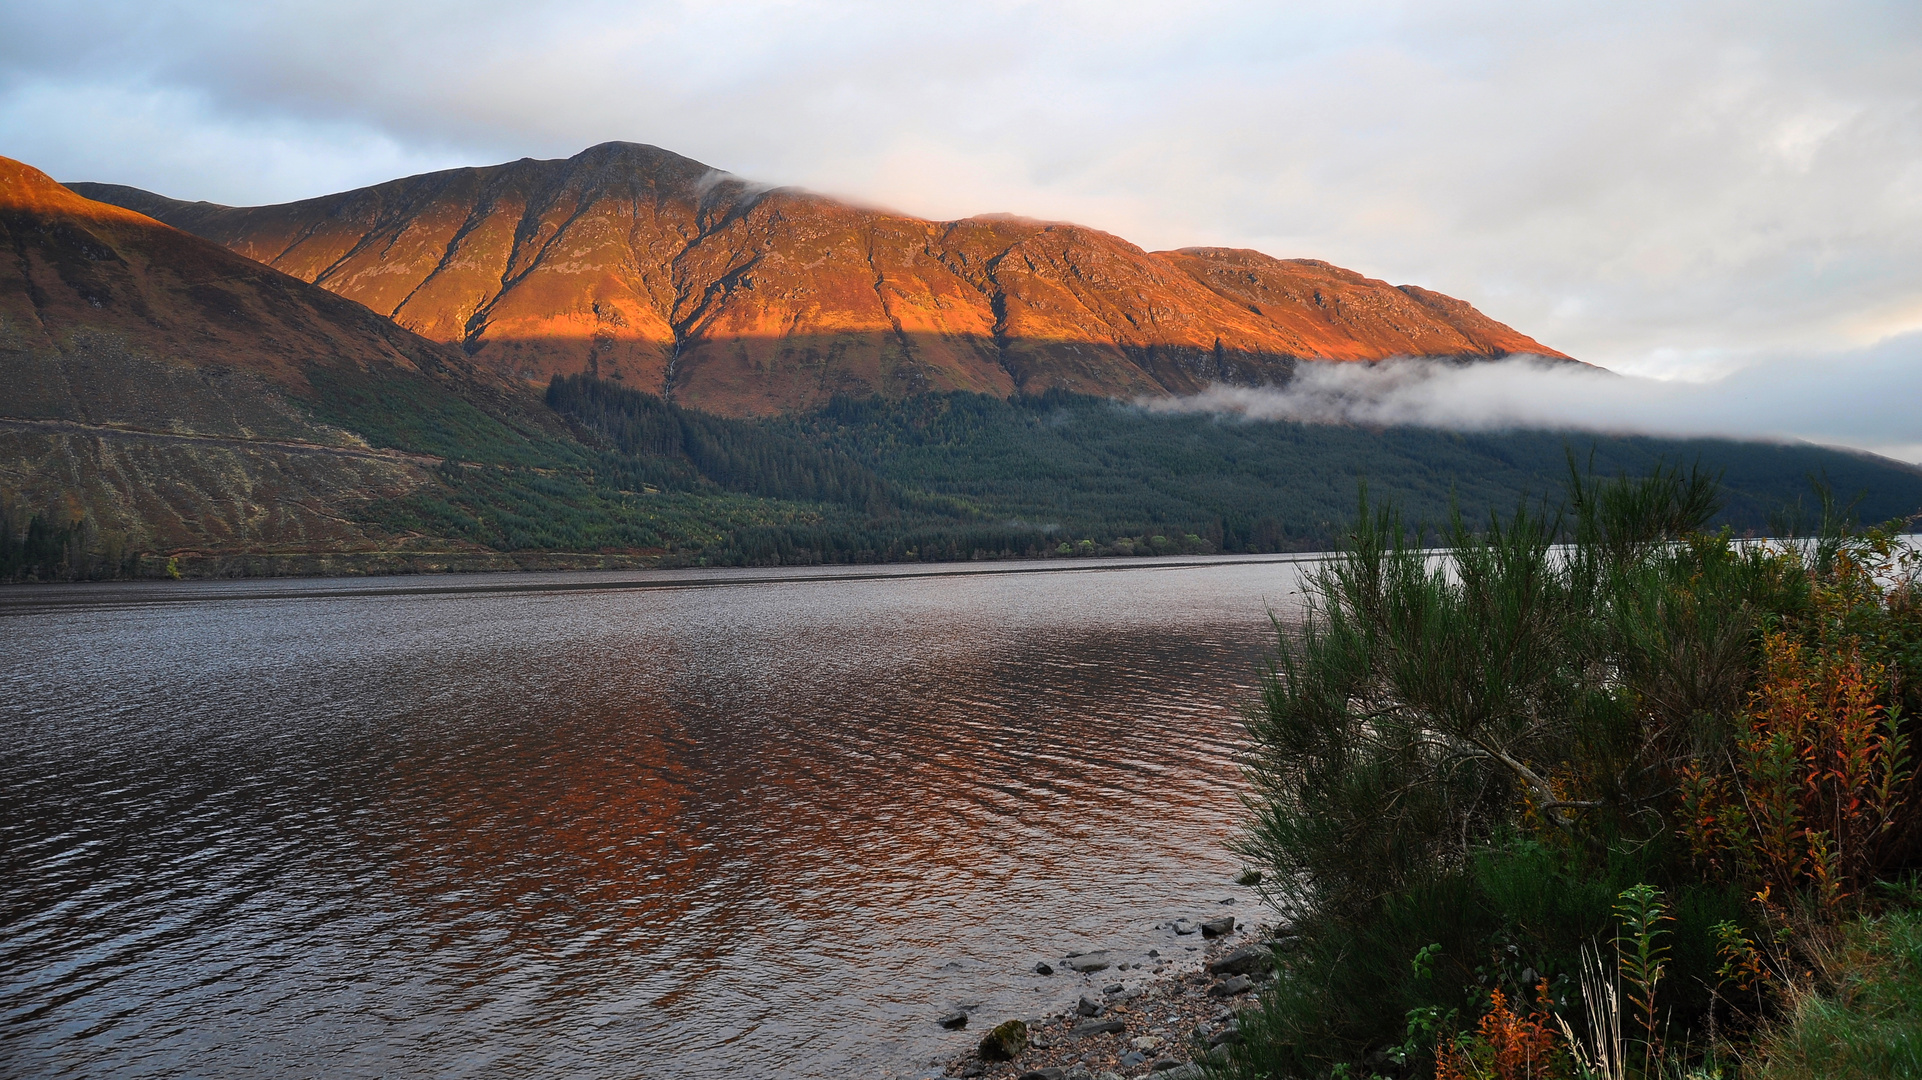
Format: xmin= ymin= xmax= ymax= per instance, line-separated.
xmin=3 ymin=1 xmax=1919 ymax=460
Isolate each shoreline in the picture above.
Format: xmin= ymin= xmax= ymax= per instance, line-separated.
xmin=935 ymin=909 xmax=1280 ymax=1080
xmin=0 ymin=551 xmax=1324 ymax=610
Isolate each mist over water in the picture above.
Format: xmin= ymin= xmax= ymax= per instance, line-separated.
xmin=1141 ymin=341 xmax=1922 ymax=465
xmin=0 ymin=558 xmax=1310 ymax=1079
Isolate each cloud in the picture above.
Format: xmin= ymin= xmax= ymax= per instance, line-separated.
xmin=1140 ymin=333 xmax=1922 ymax=465
xmin=1 ymin=1 xmax=1918 ymax=386
xmin=0 ymin=78 xmax=471 ymax=205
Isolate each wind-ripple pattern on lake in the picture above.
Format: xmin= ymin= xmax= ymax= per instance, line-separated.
xmin=0 ymin=558 xmax=1310 ymax=1078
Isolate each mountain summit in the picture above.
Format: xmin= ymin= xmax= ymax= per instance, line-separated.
xmin=73 ymin=143 xmax=1569 ymax=415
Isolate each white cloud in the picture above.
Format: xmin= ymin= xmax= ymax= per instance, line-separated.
xmin=1141 ymin=333 xmax=1922 ymax=465
xmin=1 ymin=0 xmax=1918 ymax=394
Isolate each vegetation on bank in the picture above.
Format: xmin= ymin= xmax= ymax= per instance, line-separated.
xmin=1751 ymin=904 xmax=1922 ymax=1078
xmin=0 ymin=493 xmax=142 ymax=582
xmin=7 ymin=374 xmax=1922 ymax=580
xmin=1226 ymin=466 xmax=1922 ymax=1079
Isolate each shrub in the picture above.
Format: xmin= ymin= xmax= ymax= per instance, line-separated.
xmin=1436 ymin=986 xmax=1567 ymax=1080
xmin=1229 ymin=465 xmax=1922 ymax=1078
xmin=1681 ymin=632 xmax=1916 ymax=914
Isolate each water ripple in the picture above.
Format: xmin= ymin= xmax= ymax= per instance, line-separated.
xmin=1 ymin=557 xmax=1312 ymax=1078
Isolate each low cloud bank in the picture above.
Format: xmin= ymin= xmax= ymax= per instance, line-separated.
xmin=1141 ymin=334 xmax=1922 ymax=465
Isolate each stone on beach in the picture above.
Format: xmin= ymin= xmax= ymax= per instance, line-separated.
xmin=942 ymin=923 xmax=1263 ymax=1079
xmin=1063 ymin=951 xmax=1112 ymax=973
xmin=1206 ymin=943 xmax=1274 ymax=976
xmin=1209 ymin=974 xmax=1255 ymax=996
xmin=1199 ymin=915 xmax=1236 ymax=938
xmin=979 ymin=1019 xmax=1029 ymax=1060
xmin=1069 ymin=1018 xmax=1127 ymax=1037
xmin=937 ymin=1010 xmax=968 ymax=1029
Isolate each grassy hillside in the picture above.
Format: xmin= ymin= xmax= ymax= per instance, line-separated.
xmin=10 ymin=374 xmax=1921 ymax=579
xmin=10 ymin=152 xmax=1915 ymax=581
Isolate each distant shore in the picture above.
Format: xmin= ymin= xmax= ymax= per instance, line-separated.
xmin=0 ymin=551 xmax=1326 ymax=610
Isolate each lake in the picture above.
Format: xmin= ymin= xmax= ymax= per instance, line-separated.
xmin=0 ymin=555 xmax=1315 ymax=1078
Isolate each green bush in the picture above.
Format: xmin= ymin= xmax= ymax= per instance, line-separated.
xmin=1231 ymin=835 xmax=1746 ymax=1077
xmin=1228 ymin=465 xmax=1922 ymax=1078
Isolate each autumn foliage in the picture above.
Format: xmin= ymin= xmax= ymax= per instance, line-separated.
xmin=1681 ymin=635 xmax=1913 ymax=912
xmin=1681 ymin=540 xmax=1921 ymax=916
xmin=1434 ymin=986 xmax=1568 ymax=1080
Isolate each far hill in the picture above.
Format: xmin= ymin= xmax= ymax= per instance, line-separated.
xmin=72 ymin=142 xmax=1571 ymax=416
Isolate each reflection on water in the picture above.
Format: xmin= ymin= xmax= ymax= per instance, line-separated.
xmin=0 ymin=557 xmax=1312 ymax=1078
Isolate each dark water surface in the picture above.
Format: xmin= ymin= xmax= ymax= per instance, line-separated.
xmin=1 ymin=556 xmax=1313 ymax=1078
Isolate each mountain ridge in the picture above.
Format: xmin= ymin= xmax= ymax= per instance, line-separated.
xmin=18 ymin=149 xmax=1915 ymax=584
xmin=0 ymin=153 xmax=586 ymax=572
xmin=71 ymin=142 xmax=1573 ymax=416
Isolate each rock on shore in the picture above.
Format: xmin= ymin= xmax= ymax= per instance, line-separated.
xmin=942 ymin=918 xmax=1275 ymax=1078
xmin=979 ymin=1020 xmax=1030 ymax=1061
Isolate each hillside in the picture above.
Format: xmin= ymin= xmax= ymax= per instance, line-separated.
xmin=72 ymin=142 xmax=1570 ymax=416
xmin=8 ymin=154 xmax=1918 ymax=582
xmin=0 ymin=154 xmax=633 ymax=575
xmin=550 ymin=383 xmax=1922 ymax=557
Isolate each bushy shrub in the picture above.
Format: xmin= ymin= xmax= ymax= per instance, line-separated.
xmin=1229 ymin=465 xmax=1922 ymax=1078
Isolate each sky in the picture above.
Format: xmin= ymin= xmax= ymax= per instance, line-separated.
xmin=3 ymin=1 xmax=1920 ymax=460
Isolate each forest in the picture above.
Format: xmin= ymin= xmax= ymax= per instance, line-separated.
xmin=6 ymin=376 xmax=1922 ymax=580
xmin=532 ymin=377 xmax=1922 ymax=568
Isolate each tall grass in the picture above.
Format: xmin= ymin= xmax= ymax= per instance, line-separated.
xmin=1753 ymin=908 xmax=1922 ymax=1079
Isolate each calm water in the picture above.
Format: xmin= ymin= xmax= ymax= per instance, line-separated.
xmin=0 ymin=556 xmax=1313 ymax=1078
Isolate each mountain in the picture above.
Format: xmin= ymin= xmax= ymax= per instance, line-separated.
xmin=10 ymin=151 xmax=1918 ymax=582
xmin=72 ymin=142 xmax=1570 ymax=416
xmin=0 ymin=153 xmax=593 ymax=575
